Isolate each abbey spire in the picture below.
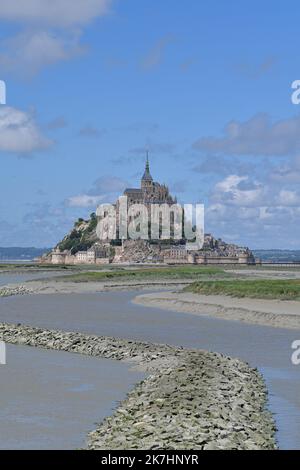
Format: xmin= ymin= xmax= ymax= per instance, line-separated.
xmin=124 ymin=154 xmax=175 ymax=205
xmin=142 ymin=151 xmax=153 ymax=183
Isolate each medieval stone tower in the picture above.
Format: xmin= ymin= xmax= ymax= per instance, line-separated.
xmin=123 ymin=153 xmax=176 ymax=206
xmin=141 ymin=151 xmax=153 ymax=193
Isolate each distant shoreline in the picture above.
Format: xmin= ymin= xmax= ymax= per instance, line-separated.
xmin=0 ymin=260 xmax=36 ymax=263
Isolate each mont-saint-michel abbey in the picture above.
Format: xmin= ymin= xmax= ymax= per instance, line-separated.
xmin=45 ymin=156 xmax=256 ymax=266
xmin=124 ymin=153 xmax=176 ymax=206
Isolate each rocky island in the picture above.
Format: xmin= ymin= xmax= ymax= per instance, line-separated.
xmin=39 ymin=159 xmax=256 ymax=267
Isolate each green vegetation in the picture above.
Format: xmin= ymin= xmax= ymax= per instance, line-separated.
xmin=59 ymin=238 xmax=93 ymax=254
xmin=225 ymin=264 xmax=300 ymax=272
xmin=74 ymin=218 xmax=85 ymax=227
xmin=85 ymin=213 xmax=97 ymax=233
xmin=0 ymin=263 xmax=74 ymax=271
xmin=56 ymin=266 xmax=230 ymax=283
xmin=184 ymin=279 xmax=300 ymax=300
xmin=58 ymin=213 xmax=98 ymax=254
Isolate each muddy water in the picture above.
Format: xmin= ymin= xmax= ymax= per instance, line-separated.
xmin=0 ymin=290 xmax=299 ymax=449
xmin=0 ymin=343 xmax=144 ymax=450
xmin=0 ymin=271 xmax=63 ymax=287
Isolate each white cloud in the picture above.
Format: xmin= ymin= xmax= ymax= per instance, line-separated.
xmin=0 ymin=0 xmax=113 ymax=74
xmin=66 ymin=176 xmax=128 ymax=208
xmin=193 ymin=114 xmax=300 ymax=157
xmin=0 ymin=106 xmax=52 ymax=154
xmin=205 ymin=167 xmax=300 ymax=248
xmin=16 ymin=202 xmax=76 ymax=246
xmin=0 ymin=0 xmax=112 ymax=28
xmin=213 ymin=175 xmax=264 ymax=207
xmin=270 ymin=155 xmax=300 ymax=183
xmin=215 ymin=175 xmax=246 ymax=192
xmin=90 ymin=176 xmax=128 ymax=194
xmin=66 ymin=194 xmax=106 ymax=208
xmin=211 ymin=174 xmax=300 ymax=213
xmin=0 ymin=30 xmax=84 ymax=76
xmin=277 ymin=190 xmax=300 ymax=207
xmin=193 ymin=155 xmax=255 ymax=176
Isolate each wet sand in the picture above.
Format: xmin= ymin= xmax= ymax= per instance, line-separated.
xmin=25 ymin=278 xmax=190 ymax=294
xmin=133 ymin=291 xmax=300 ymax=330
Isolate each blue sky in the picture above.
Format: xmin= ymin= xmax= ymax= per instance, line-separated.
xmin=0 ymin=0 xmax=300 ymax=248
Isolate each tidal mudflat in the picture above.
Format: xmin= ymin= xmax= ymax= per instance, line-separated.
xmin=134 ymin=291 xmax=300 ymax=329
xmin=0 ymin=343 xmax=144 ymax=450
xmin=0 ymin=290 xmax=300 ymax=448
xmin=0 ymin=323 xmax=276 ymax=450
xmin=0 ymin=271 xmax=64 ymax=287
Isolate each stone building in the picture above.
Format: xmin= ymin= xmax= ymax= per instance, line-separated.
xmin=75 ymin=249 xmax=94 ymax=264
xmin=163 ymin=246 xmax=188 ymax=264
xmin=50 ymin=245 xmax=111 ymax=265
xmin=51 ymin=248 xmax=69 ymax=265
xmin=123 ymin=153 xmax=176 ymax=206
xmin=46 ymin=155 xmax=256 ymax=266
xmin=193 ymin=253 xmax=255 ymax=265
xmin=115 ymin=153 xmax=178 ymax=239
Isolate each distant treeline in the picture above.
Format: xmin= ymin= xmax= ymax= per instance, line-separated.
xmin=253 ymin=250 xmax=300 ymax=263
xmin=0 ymin=247 xmax=51 ymax=260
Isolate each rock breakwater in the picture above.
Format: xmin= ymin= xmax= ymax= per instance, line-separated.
xmin=0 ymin=285 xmax=32 ymax=297
xmin=0 ymin=322 xmax=276 ymax=450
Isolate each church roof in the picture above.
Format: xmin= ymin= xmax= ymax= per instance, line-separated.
xmin=142 ymin=153 xmax=153 ymax=182
xmin=124 ymin=188 xmax=142 ymax=194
